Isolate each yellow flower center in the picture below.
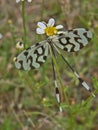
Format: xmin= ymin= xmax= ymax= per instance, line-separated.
xmin=45 ymin=26 xmax=58 ymax=36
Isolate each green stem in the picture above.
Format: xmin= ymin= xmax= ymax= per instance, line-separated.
xmin=22 ymin=0 xmax=27 ymax=48
xmin=41 ymin=0 xmax=45 ymax=20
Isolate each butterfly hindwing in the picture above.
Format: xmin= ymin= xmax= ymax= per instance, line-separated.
xmin=14 ymin=41 xmax=49 ymax=70
xmin=53 ymin=28 xmax=92 ymax=52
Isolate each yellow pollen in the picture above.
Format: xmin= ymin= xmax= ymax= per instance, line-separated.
xmin=45 ymin=26 xmax=58 ymax=36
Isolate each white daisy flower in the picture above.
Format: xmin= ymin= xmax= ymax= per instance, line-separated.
xmin=36 ymin=18 xmax=64 ymax=36
xmin=16 ymin=41 xmax=24 ymax=50
xmin=16 ymin=0 xmax=32 ymax=3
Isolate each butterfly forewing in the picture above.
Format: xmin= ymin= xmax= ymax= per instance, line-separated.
xmin=14 ymin=41 xmax=49 ymax=70
xmin=53 ymin=28 xmax=93 ymax=52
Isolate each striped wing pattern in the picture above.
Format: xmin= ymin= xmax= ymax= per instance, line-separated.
xmin=53 ymin=28 xmax=92 ymax=52
xmin=14 ymin=28 xmax=92 ymax=70
xmin=14 ymin=41 xmax=49 ymax=70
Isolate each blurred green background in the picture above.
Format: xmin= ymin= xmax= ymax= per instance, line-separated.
xmin=0 ymin=0 xmax=98 ymax=130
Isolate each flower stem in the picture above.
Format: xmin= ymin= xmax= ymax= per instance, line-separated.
xmin=41 ymin=0 xmax=45 ymax=20
xmin=22 ymin=0 xmax=27 ymax=48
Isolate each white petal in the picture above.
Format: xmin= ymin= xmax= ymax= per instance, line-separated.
xmin=47 ymin=18 xmax=55 ymax=26
xmin=56 ymin=25 xmax=64 ymax=29
xmin=37 ymin=22 xmax=46 ymax=29
xmin=36 ymin=28 xmax=45 ymax=34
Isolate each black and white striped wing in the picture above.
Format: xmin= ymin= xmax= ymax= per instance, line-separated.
xmin=14 ymin=41 xmax=49 ymax=70
xmin=53 ymin=28 xmax=92 ymax=52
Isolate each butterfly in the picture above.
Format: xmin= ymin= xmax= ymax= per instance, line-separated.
xmin=14 ymin=28 xmax=95 ymax=112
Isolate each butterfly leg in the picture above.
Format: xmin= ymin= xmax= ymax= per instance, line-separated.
xmin=61 ymin=54 xmax=95 ymax=97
